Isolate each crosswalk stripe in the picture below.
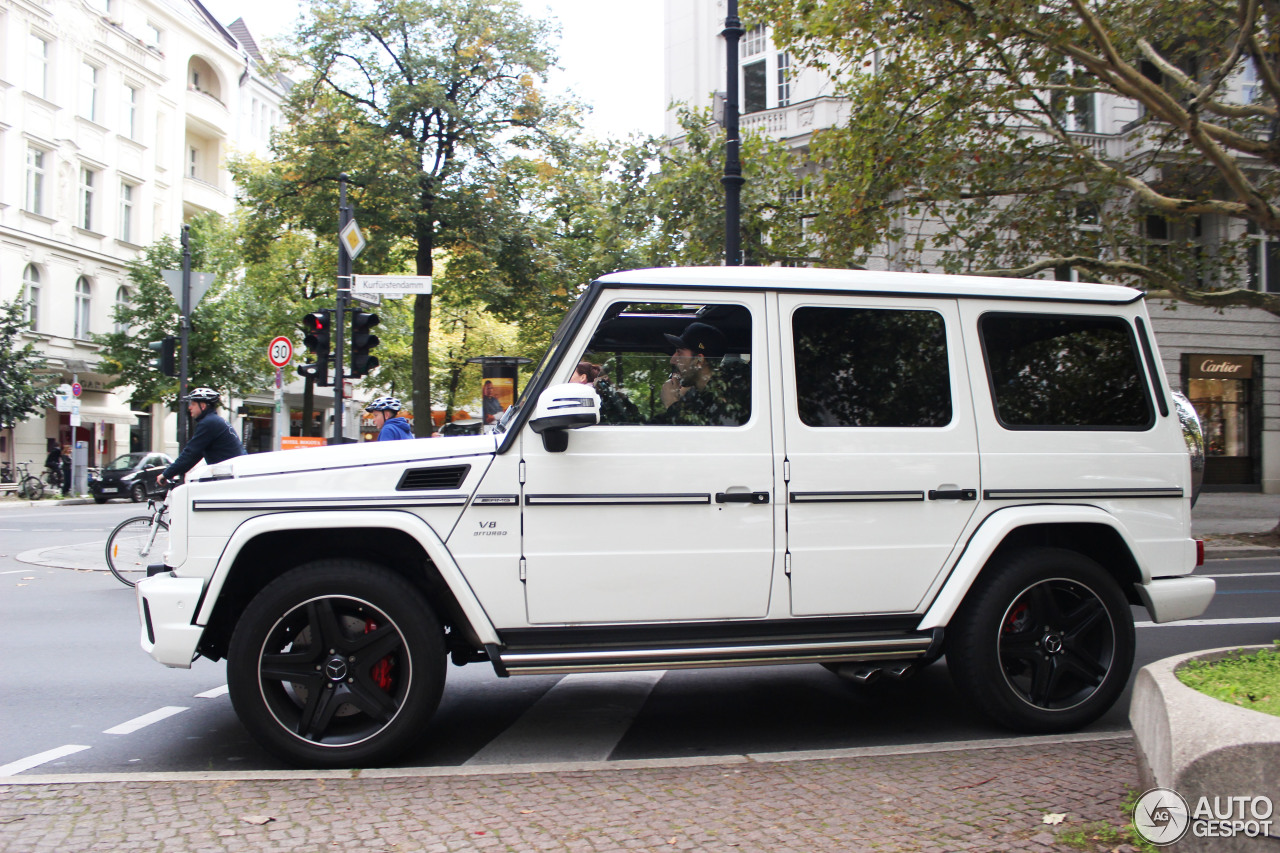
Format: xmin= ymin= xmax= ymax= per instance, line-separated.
xmin=464 ymin=670 xmax=665 ymax=766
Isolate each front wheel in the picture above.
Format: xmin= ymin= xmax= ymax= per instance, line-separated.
xmin=18 ymin=476 xmax=43 ymax=500
xmin=105 ymin=516 xmax=169 ymax=587
xmin=946 ymin=547 xmax=1134 ymax=732
xmin=130 ymin=482 xmax=147 ymax=502
xmin=227 ymin=561 xmax=446 ymax=768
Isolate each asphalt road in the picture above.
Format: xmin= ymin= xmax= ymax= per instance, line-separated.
xmin=1 ymin=500 xmax=1277 ymax=777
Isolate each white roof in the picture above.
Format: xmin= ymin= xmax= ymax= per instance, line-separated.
xmin=594 ymin=267 xmax=1142 ymax=304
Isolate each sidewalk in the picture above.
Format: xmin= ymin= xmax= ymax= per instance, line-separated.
xmin=0 ymin=735 xmax=1139 ymax=853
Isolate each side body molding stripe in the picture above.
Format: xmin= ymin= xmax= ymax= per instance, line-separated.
xmin=194 ymin=510 xmax=499 ymax=646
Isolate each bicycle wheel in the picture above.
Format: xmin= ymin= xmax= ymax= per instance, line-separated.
xmin=18 ymin=476 xmax=43 ymax=500
xmin=105 ymin=516 xmax=169 ymax=588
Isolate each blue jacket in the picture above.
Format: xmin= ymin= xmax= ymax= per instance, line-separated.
xmin=378 ymin=416 xmax=414 ymax=441
xmin=163 ymin=409 xmax=246 ymax=480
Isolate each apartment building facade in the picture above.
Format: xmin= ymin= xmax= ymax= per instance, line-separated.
xmin=666 ymin=0 xmax=1280 ymax=492
xmin=0 ymin=0 xmax=289 ymax=475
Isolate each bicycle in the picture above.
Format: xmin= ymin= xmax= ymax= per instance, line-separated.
xmin=105 ymin=485 xmax=172 ymax=588
xmin=13 ymin=461 xmax=44 ymax=500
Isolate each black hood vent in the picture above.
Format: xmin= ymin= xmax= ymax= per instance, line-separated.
xmin=396 ymin=465 xmax=470 ymax=491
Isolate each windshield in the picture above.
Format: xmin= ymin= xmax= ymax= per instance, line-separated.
xmin=104 ymin=453 xmax=146 ymax=471
xmin=494 ymin=290 xmax=594 ymax=434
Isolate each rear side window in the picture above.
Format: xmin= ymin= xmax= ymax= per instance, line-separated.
xmin=980 ymin=312 xmax=1153 ymax=429
xmin=793 ymin=306 xmax=952 ymax=427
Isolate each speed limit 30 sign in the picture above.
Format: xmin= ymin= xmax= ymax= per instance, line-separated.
xmin=268 ymin=336 xmax=294 ymax=368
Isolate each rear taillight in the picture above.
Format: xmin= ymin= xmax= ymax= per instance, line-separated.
xmin=1195 ymin=538 xmax=1205 ymax=567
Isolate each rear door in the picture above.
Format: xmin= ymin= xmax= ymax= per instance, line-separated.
xmin=778 ymin=295 xmax=981 ymax=615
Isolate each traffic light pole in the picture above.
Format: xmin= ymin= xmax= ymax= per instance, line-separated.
xmin=178 ymin=225 xmax=192 ymax=445
xmin=333 ymin=174 xmax=351 ymax=444
xmin=722 ymin=0 xmax=745 ymax=267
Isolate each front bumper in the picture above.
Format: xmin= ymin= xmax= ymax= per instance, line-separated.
xmin=136 ymin=573 xmax=207 ymax=668
xmin=1135 ymin=575 xmax=1217 ymax=623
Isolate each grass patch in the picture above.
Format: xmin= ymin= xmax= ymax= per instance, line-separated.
xmin=1176 ymin=642 xmax=1280 ymax=718
xmin=1055 ymin=789 xmax=1157 ymax=852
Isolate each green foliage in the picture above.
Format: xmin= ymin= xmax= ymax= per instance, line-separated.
xmin=0 ymin=295 xmax=49 ymax=432
xmin=1177 ymin=643 xmax=1280 ymax=717
xmin=745 ymin=0 xmax=1280 ymax=314
xmin=94 ymin=216 xmax=272 ymax=405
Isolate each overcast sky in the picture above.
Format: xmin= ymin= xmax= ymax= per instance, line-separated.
xmin=197 ymin=0 xmax=666 ymax=139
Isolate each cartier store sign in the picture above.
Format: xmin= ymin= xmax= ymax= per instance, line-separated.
xmin=1189 ymin=354 xmax=1254 ymax=379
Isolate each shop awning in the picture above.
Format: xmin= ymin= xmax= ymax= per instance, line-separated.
xmin=74 ymin=406 xmax=139 ymax=426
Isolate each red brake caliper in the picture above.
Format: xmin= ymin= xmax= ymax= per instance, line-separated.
xmin=364 ymin=620 xmax=394 ymax=691
xmin=1004 ymin=602 xmax=1029 ymax=634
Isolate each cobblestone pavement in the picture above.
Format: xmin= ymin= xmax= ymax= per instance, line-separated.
xmin=0 ymin=736 xmax=1139 ymax=853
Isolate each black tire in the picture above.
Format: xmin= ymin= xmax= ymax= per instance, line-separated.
xmin=105 ymin=516 xmax=169 ymax=587
xmin=946 ymin=547 xmax=1134 ymax=732
xmin=130 ymin=482 xmax=146 ymax=502
xmin=93 ymin=494 xmax=108 ymax=504
xmin=227 ymin=560 xmax=446 ymax=768
xmin=18 ymin=476 xmax=43 ymax=500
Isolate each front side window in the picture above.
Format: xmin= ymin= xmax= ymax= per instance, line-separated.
xmin=793 ymin=306 xmax=952 ymax=427
xmin=25 ymin=146 xmax=46 ymax=214
xmin=74 ymin=277 xmax=92 ymax=339
xmin=577 ymin=302 xmax=752 ymax=427
xmin=981 ymin=313 xmax=1153 ymax=429
xmin=79 ymin=167 xmax=97 ymax=230
xmin=23 ymin=265 xmax=41 ymax=331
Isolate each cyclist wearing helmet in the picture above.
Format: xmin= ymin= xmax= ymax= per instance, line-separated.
xmin=366 ymin=396 xmax=412 ymax=441
xmin=157 ymin=387 xmax=246 ymax=485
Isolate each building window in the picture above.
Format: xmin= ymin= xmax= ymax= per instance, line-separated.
xmin=743 ymin=23 xmax=766 ymax=57
xmin=80 ymin=62 xmax=99 ymax=121
xmin=122 ymin=84 xmax=139 ymax=139
xmin=743 ymin=60 xmax=767 ymax=114
xmin=145 ymin=22 xmax=162 ymax=49
xmin=79 ymin=167 xmax=97 ymax=231
xmin=777 ymin=52 xmax=791 ymax=107
xmin=1246 ymin=220 xmax=1280 ymax=292
xmin=1051 ymin=60 xmax=1096 ymax=133
xmin=25 ymin=146 xmax=47 ymax=214
xmin=188 ymin=146 xmax=199 ymax=179
xmin=74 ymin=277 xmax=92 ymax=339
xmin=119 ymin=182 xmax=135 ymax=242
xmin=1242 ymin=59 xmax=1263 ymax=104
xmin=27 ymin=34 xmax=49 ymax=99
xmin=23 ymin=265 xmax=41 ymax=332
xmin=114 ymin=286 xmax=131 ymax=333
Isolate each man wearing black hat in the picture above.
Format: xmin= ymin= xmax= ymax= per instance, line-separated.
xmin=659 ymin=321 xmax=749 ymax=426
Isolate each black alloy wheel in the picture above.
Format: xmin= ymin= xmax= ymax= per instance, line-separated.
xmin=946 ymin=547 xmax=1134 ymax=732
xmin=227 ymin=561 xmax=446 ymax=768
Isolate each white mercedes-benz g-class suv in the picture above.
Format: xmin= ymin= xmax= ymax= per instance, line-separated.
xmin=137 ymin=267 xmax=1214 ymax=768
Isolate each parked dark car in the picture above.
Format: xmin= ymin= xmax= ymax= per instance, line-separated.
xmin=89 ymin=452 xmax=173 ymax=503
xmin=437 ymin=418 xmax=484 ymax=436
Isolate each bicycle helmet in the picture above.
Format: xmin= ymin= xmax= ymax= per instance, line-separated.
xmin=182 ymin=387 xmax=221 ymax=405
xmin=365 ymin=396 xmax=402 ymax=413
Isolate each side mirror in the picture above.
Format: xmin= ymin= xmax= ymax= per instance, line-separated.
xmin=529 ymin=383 xmax=600 ymax=452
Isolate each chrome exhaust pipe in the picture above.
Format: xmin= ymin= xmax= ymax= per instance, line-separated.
xmin=834 ymin=664 xmax=881 ymax=684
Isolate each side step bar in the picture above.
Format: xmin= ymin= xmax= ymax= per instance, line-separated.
xmin=488 ymin=629 xmax=941 ymax=677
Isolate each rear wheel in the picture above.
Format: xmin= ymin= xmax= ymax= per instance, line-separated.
xmin=227 ymin=561 xmax=446 ymax=768
xmin=18 ymin=476 xmax=43 ymax=500
xmin=130 ymin=482 xmax=147 ymax=502
xmin=946 ymin=547 xmax=1134 ymax=732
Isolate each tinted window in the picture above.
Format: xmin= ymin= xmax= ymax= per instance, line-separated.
xmin=980 ymin=313 xmax=1153 ymax=429
xmin=793 ymin=307 xmax=952 ymax=427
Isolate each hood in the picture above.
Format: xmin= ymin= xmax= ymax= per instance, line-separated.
xmin=193 ymin=434 xmax=500 ymax=480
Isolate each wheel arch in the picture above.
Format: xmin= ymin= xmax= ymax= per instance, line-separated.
xmin=194 ymin=510 xmax=497 ymax=662
xmin=918 ymin=505 xmax=1143 ymax=630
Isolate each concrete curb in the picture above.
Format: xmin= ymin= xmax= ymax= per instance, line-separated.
xmin=1130 ymin=646 xmax=1280 ymax=851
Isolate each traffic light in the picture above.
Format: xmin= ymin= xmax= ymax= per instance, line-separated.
xmin=349 ymin=310 xmax=381 ymax=378
xmin=299 ymin=309 xmax=332 ymax=386
xmin=147 ymin=337 xmax=176 ymax=377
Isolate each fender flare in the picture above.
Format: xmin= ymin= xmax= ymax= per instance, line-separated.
xmin=917 ymin=504 xmax=1142 ymax=631
xmin=194 ymin=509 xmax=500 ymax=646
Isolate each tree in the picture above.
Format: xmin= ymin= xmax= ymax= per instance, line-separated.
xmin=0 ymin=295 xmax=50 ymax=468
xmin=96 ymin=216 xmax=271 ymax=406
xmin=748 ymin=0 xmax=1280 ymax=313
xmin=235 ymin=0 xmax=572 ymax=435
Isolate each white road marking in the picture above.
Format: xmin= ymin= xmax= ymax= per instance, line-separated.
xmin=103 ymin=706 xmax=189 ymax=735
xmin=1136 ymin=616 xmax=1280 ymax=628
xmin=1203 ymin=571 xmax=1280 ymax=578
xmin=195 ymin=685 xmax=229 ymax=699
xmin=0 ymin=745 xmax=91 ymax=776
xmin=465 ymin=670 xmax=665 ymax=766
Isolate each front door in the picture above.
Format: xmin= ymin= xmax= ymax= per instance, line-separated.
xmin=779 ymin=294 xmax=981 ymax=616
xmin=520 ymin=291 xmax=776 ymax=624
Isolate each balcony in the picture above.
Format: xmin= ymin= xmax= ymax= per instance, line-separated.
xmin=182 ymin=176 xmax=229 ymax=217
xmin=185 ymin=87 xmax=229 ymax=136
xmin=739 ymin=96 xmax=851 ymax=144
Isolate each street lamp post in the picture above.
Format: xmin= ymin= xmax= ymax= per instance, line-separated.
xmin=722 ymin=0 xmax=745 ymax=267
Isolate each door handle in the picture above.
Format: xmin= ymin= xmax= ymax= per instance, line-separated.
xmin=716 ymin=491 xmax=770 ymax=504
xmin=928 ymin=488 xmax=977 ymax=501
